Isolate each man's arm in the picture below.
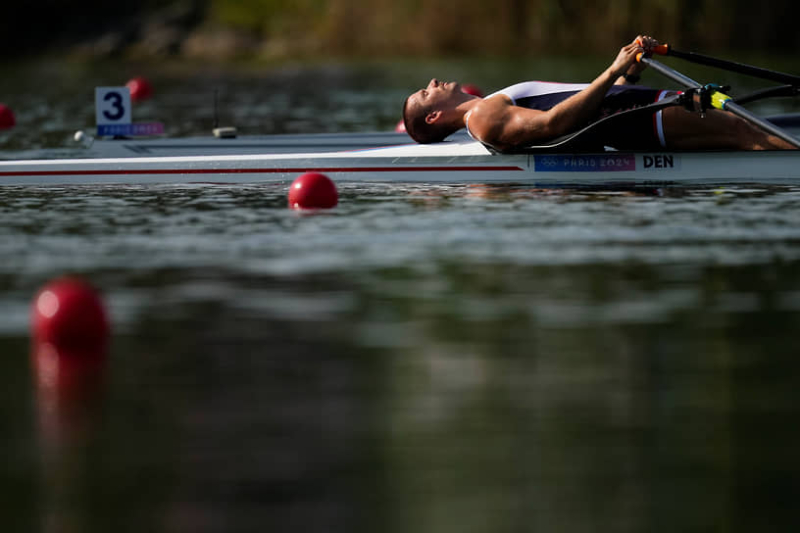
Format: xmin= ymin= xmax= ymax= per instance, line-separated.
xmin=468 ymin=38 xmax=653 ymax=151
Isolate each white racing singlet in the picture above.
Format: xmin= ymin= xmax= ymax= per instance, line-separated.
xmin=464 ymin=81 xmax=669 ymax=147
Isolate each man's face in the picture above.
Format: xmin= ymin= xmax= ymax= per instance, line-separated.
xmin=407 ymin=79 xmax=462 ymax=120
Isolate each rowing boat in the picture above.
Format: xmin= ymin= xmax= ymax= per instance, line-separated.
xmin=2 ymin=132 xmax=799 ymax=187
xmin=2 ymin=46 xmax=799 ymax=187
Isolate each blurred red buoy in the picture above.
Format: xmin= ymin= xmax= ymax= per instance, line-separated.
xmin=126 ymin=76 xmax=153 ymax=102
xmin=395 ymin=118 xmax=407 ymax=133
xmin=31 ymin=277 xmax=110 ymax=352
xmin=289 ymin=172 xmax=338 ymax=209
xmin=0 ymin=103 xmax=15 ymax=130
xmin=461 ymin=84 xmax=484 ymax=97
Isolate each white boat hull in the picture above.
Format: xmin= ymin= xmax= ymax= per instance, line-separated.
xmin=2 ymin=134 xmax=800 ymax=187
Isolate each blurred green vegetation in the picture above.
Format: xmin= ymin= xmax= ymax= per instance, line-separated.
xmin=1 ymin=0 xmax=798 ymax=60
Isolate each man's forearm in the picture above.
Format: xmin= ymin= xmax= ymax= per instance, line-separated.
xmin=544 ymin=40 xmax=641 ymax=136
xmin=545 ymin=67 xmax=620 ymax=136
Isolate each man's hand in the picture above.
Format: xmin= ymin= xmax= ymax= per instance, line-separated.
xmin=610 ymin=41 xmax=645 ymax=79
xmin=614 ymin=35 xmax=660 ymax=84
xmin=635 ymin=35 xmax=659 ymax=55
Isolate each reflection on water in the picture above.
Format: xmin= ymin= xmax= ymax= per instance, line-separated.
xmin=1 ymin=184 xmax=800 ymax=531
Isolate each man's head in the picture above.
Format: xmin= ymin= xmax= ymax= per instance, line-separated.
xmin=403 ymin=79 xmax=475 ymax=144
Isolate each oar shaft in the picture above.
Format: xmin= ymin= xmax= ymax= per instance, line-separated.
xmin=723 ymin=101 xmax=800 ymax=148
xmin=640 ymin=56 xmax=701 ymax=88
xmin=663 ymin=47 xmax=800 ymax=86
xmin=640 ymin=56 xmax=800 ymax=149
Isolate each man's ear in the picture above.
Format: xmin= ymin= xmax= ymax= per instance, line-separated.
xmin=425 ymin=110 xmax=442 ymax=125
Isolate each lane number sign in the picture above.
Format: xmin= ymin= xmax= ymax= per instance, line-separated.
xmin=95 ymin=87 xmax=132 ymax=127
xmin=94 ymin=87 xmax=163 ymax=136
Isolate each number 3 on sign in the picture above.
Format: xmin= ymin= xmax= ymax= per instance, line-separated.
xmin=95 ymin=87 xmax=132 ymax=126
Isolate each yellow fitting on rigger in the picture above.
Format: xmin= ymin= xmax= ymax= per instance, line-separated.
xmin=710 ymin=90 xmax=732 ymax=110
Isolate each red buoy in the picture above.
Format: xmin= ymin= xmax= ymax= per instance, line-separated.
xmin=461 ymin=84 xmax=484 ymax=97
xmin=126 ymin=77 xmax=153 ymax=102
xmin=31 ymin=277 xmax=110 ymax=352
xmin=288 ymin=172 xmax=338 ymax=209
xmin=0 ymin=103 xmax=15 ymax=130
xmin=395 ymin=119 xmax=407 ymax=133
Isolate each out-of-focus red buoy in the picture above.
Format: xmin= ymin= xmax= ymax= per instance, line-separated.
xmin=31 ymin=277 xmax=110 ymax=352
xmin=288 ymin=172 xmax=338 ymax=209
xmin=126 ymin=77 xmax=153 ymax=102
xmin=461 ymin=84 xmax=484 ymax=97
xmin=0 ymin=103 xmax=16 ymax=130
xmin=395 ymin=119 xmax=407 ymax=133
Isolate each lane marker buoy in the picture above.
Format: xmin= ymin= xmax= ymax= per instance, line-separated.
xmin=288 ymin=172 xmax=338 ymax=209
xmin=126 ymin=77 xmax=153 ymax=102
xmin=461 ymin=84 xmax=484 ymax=97
xmin=0 ymin=103 xmax=16 ymax=130
xmin=31 ymin=277 xmax=110 ymax=352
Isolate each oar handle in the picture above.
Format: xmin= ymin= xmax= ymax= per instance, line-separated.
xmin=650 ymin=44 xmax=670 ymax=56
xmin=634 ymin=37 xmax=670 ymax=59
xmin=635 ymin=48 xmax=669 ymax=63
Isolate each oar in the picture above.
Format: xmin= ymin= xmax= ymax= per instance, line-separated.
xmin=638 ymin=55 xmax=800 ymax=148
xmin=734 ymin=85 xmax=799 ymax=106
xmin=649 ymin=44 xmax=800 ymax=86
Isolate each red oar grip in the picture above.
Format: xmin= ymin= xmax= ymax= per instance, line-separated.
xmin=636 ymin=44 xmax=669 ymax=62
xmin=635 ymin=38 xmax=670 ymax=60
xmin=652 ymin=44 xmax=670 ymax=55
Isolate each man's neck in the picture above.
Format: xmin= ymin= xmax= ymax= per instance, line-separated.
xmin=454 ymin=97 xmax=482 ymax=128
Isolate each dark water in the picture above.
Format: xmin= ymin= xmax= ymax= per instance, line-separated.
xmin=3 ymin=59 xmax=800 ymax=532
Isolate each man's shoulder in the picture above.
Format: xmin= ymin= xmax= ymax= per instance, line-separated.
xmin=466 ymin=95 xmax=517 ymax=148
xmin=470 ymin=93 xmax=538 ymax=126
xmin=469 ymin=94 xmax=513 ymax=122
